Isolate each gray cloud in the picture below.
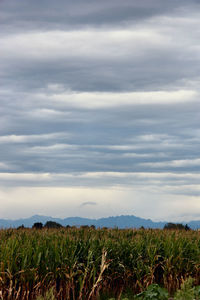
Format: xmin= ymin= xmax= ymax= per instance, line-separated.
xmin=1 ymin=1 xmax=200 ymax=94
xmin=81 ymin=201 xmax=97 ymax=207
xmin=0 ymin=0 xmax=195 ymax=32
xmin=1 ymin=92 xmax=200 ymax=174
xmin=1 ymin=0 xmax=200 ymax=220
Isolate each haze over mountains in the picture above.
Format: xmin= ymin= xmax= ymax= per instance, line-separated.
xmin=0 ymin=215 xmax=200 ymax=230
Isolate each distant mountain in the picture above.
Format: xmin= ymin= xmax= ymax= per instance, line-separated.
xmin=0 ymin=214 xmax=200 ymax=229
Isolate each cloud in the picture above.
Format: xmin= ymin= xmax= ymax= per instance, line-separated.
xmin=0 ymin=185 xmax=200 ymax=222
xmin=47 ymin=90 xmax=197 ymax=109
xmin=0 ymin=0 xmax=200 ymax=221
xmin=141 ymin=158 xmax=200 ymax=169
xmin=2 ymin=8 xmax=200 ymax=93
xmin=81 ymin=201 xmax=97 ymax=207
xmin=1 ymin=171 xmax=200 ymax=192
xmin=0 ymin=133 xmax=69 ymax=143
xmin=0 ymin=162 xmax=10 ymax=170
xmin=1 ymin=0 xmax=195 ymax=33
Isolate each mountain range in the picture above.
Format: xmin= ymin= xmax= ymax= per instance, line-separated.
xmin=0 ymin=215 xmax=200 ymax=229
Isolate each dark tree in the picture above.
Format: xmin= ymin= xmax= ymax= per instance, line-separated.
xmin=17 ymin=224 xmax=25 ymax=230
xmin=164 ymin=222 xmax=190 ymax=230
xmin=44 ymin=221 xmax=63 ymax=229
xmin=184 ymin=224 xmax=191 ymax=231
xmin=32 ymin=222 xmax=43 ymax=229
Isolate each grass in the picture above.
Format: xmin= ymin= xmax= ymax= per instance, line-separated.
xmin=0 ymin=227 xmax=199 ymax=299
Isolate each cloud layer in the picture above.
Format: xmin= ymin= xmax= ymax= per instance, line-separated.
xmin=1 ymin=0 xmax=200 ymax=221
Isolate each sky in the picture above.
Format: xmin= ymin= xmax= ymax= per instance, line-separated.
xmin=1 ymin=0 xmax=200 ymax=221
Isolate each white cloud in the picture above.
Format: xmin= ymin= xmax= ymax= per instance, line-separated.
xmin=0 ymin=171 xmax=200 ymax=187
xmin=142 ymin=158 xmax=200 ymax=168
xmin=136 ymin=134 xmax=169 ymax=142
xmin=24 ymin=143 xmax=79 ymax=154
xmin=0 ymin=29 xmax=171 ymax=61
xmin=45 ymin=89 xmax=197 ymax=109
xmin=0 ymin=133 xmax=69 ymax=143
xmin=28 ymin=108 xmax=71 ymax=119
xmin=0 ymin=172 xmax=52 ymax=181
xmin=0 ymin=162 xmax=10 ymax=169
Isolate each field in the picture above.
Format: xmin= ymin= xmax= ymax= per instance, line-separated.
xmin=0 ymin=227 xmax=199 ymax=299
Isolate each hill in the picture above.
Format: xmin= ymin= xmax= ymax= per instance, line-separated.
xmin=0 ymin=214 xmax=200 ymax=229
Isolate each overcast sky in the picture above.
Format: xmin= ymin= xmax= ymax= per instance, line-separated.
xmin=1 ymin=0 xmax=200 ymax=221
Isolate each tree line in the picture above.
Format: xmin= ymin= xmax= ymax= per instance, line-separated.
xmin=17 ymin=221 xmax=191 ymax=230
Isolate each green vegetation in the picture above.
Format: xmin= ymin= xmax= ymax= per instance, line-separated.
xmin=164 ymin=223 xmax=190 ymax=230
xmin=36 ymin=279 xmax=200 ymax=300
xmin=173 ymin=277 xmax=200 ymax=300
xmin=0 ymin=227 xmax=199 ymax=299
xmin=135 ymin=284 xmax=168 ymax=299
xmin=44 ymin=221 xmax=63 ymax=229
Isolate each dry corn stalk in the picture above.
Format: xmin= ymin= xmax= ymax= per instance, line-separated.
xmin=88 ymin=249 xmax=109 ymax=300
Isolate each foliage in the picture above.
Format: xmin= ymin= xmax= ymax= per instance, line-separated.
xmin=44 ymin=221 xmax=63 ymax=229
xmin=32 ymin=222 xmax=43 ymax=229
xmin=36 ymin=288 xmax=56 ymax=300
xmin=135 ymin=284 xmax=168 ymax=300
xmin=164 ymin=222 xmax=190 ymax=230
xmin=0 ymin=227 xmax=199 ymax=299
xmin=173 ymin=277 xmax=200 ymax=300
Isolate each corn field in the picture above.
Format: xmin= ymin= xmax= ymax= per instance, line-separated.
xmin=0 ymin=227 xmax=199 ymax=299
